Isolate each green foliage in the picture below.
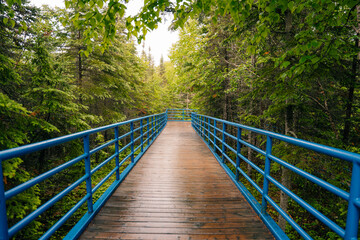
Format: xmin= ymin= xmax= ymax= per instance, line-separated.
xmin=2 ymin=0 xmax=360 ymax=239
xmin=169 ymin=1 xmax=360 ymax=239
xmin=0 ymin=1 xmax=173 ymax=239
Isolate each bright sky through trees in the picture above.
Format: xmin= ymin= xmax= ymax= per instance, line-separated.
xmin=30 ymin=0 xmax=178 ymax=65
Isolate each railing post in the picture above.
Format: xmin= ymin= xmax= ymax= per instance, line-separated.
xmin=202 ymin=116 xmax=204 ymax=137
xmin=222 ymin=122 xmax=226 ymax=163
xmin=115 ymin=127 xmax=120 ymax=180
xmin=236 ymin=126 xmax=242 ymax=181
xmin=261 ymin=136 xmax=272 ymax=213
xmin=147 ymin=117 xmax=150 ymax=146
xmin=214 ymin=120 xmax=217 ymax=151
xmin=190 ymin=113 xmax=192 ymax=126
xmin=182 ymin=109 xmax=184 ymax=121
xmin=140 ymin=119 xmax=144 ymax=152
xmin=155 ymin=115 xmax=158 ymax=136
xmin=151 ymin=116 xmax=154 ymax=141
xmin=130 ymin=122 xmax=134 ymax=163
xmin=344 ymin=161 xmax=360 ymax=239
xmin=84 ymin=134 xmax=93 ymax=213
xmin=166 ymin=109 xmax=168 ymax=121
xmin=207 ymin=117 xmax=210 ymax=142
xmin=0 ymin=162 xmax=9 ymax=240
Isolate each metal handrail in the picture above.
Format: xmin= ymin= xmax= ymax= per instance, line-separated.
xmin=166 ymin=108 xmax=195 ymax=121
xmin=191 ymin=113 xmax=360 ymax=240
xmin=0 ymin=112 xmax=167 ymax=239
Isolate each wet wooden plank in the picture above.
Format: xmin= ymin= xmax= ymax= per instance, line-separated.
xmin=80 ymin=122 xmax=274 ymax=240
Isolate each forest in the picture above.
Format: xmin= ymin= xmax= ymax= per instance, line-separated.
xmin=1 ymin=0 xmax=360 ymax=239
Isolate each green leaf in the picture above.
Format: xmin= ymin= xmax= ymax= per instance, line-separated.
xmin=65 ymin=0 xmax=70 ymax=8
xmin=299 ymin=56 xmax=308 ymax=64
xmin=10 ymin=19 xmax=15 ymax=28
xmin=281 ymin=61 xmax=291 ymax=68
xmin=311 ymin=56 xmax=320 ymax=64
xmin=97 ymin=0 xmax=103 ymax=8
xmin=288 ymin=1 xmax=295 ymax=13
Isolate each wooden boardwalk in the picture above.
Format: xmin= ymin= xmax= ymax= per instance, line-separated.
xmin=80 ymin=122 xmax=274 ymax=240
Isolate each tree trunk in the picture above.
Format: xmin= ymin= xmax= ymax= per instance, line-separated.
xmin=278 ymin=10 xmax=293 ymax=232
xmin=247 ymin=54 xmax=257 ymax=177
xmin=77 ymin=30 xmax=83 ymax=104
xmin=343 ymin=5 xmax=360 ymax=144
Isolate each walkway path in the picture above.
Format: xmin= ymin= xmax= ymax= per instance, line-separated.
xmin=80 ymin=122 xmax=274 ymax=239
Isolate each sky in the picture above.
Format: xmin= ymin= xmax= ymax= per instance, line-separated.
xmin=30 ymin=0 xmax=179 ymax=66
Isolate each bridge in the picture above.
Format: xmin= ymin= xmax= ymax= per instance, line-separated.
xmin=0 ymin=109 xmax=359 ymax=239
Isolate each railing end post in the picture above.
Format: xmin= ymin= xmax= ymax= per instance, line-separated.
xmin=344 ymin=162 xmax=360 ymax=240
xmin=0 ymin=164 xmax=9 ymax=240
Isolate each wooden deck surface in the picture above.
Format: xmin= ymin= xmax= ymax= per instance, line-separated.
xmin=80 ymin=122 xmax=274 ymax=240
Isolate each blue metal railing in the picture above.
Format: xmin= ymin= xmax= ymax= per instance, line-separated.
xmin=0 ymin=112 xmax=167 ymax=240
xmin=166 ymin=108 xmax=196 ymax=121
xmin=191 ymin=113 xmax=360 ymax=240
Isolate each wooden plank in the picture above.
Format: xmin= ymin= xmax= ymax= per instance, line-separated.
xmin=80 ymin=122 xmax=274 ymax=239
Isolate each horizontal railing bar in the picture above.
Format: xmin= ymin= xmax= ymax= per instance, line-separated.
xmin=222 ymin=141 xmax=237 ymax=156
xmin=354 ymin=198 xmax=360 ymax=208
xmin=119 ymin=152 xmax=132 ymax=167
xmin=5 ymin=154 xmax=86 ymax=200
xmin=0 ymin=113 xmax=166 ymax=162
xmin=167 ymin=113 xmax=191 ymax=115
xmin=267 ymin=175 xmax=346 ymax=237
xmin=1 ymin=111 xmax=168 ymax=240
xmin=194 ymin=114 xmax=360 ymax=163
xmin=91 ymin=153 xmax=117 ymax=175
xmin=265 ymin=195 xmax=312 ymax=239
xmin=223 ymin=131 xmax=237 ymax=141
xmin=237 ymin=166 xmax=263 ymax=194
xmin=118 ymin=142 xmax=132 ymax=155
xmin=238 ymin=138 xmax=266 ymax=156
xmin=223 ymin=152 xmax=235 ymax=166
xmin=134 ymin=144 xmax=142 ymax=153
xmin=8 ymin=174 xmax=88 ymax=238
xmin=133 ymin=126 xmax=143 ymax=133
xmin=269 ymin=154 xmax=349 ymax=201
xmin=237 ymin=153 xmax=265 ymax=176
xmin=191 ymin=113 xmax=358 ymax=240
xmin=214 ymin=142 xmax=222 ymax=153
xmin=134 ymin=135 xmax=142 ymax=143
xmin=92 ymin=167 xmax=117 ymax=194
xmin=167 ymin=108 xmax=197 ymax=109
xmin=89 ymin=139 xmax=117 ymax=155
xmin=39 ymin=194 xmax=89 ymax=240
xmin=118 ymin=131 xmax=131 ymax=140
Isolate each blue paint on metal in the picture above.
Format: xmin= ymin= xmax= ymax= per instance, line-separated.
xmin=236 ymin=127 xmax=242 ymax=181
xmin=115 ymin=127 xmax=120 ymax=181
xmin=261 ymin=136 xmax=272 ymax=214
xmin=344 ymin=161 xmax=360 ymax=239
xmin=0 ymin=112 xmax=167 ymax=239
xmin=130 ymin=121 xmax=134 ymax=163
xmin=2 ymin=109 xmax=359 ymax=240
xmin=84 ymin=134 xmax=94 ymax=214
xmin=222 ymin=122 xmax=226 ymax=164
xmin=140 ymin=119 xmax=144 ymax=152
xmin=191 ymin=112 xmax=360 ymax=240
xmin=166 ymin=108 xmax=196 ymax=121
xmin=0 ymin=164 xmax=9 ymax=240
